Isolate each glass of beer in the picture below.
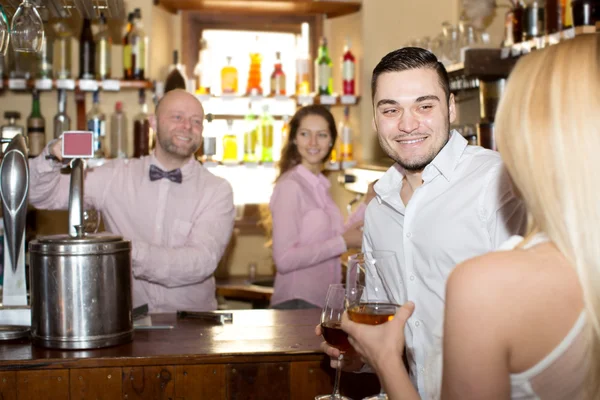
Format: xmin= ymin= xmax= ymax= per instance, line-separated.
xmin=316 ymin=284 xmax=358 ymax=400
xmin=346 ymin=251 xmax=405 ymax=400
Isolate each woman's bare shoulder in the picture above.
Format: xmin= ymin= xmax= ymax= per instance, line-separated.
xmin=446 ymin=243 xmax=583 ymax=330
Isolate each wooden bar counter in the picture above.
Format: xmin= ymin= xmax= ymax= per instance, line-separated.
xmin=0 ymin=309 xmax=380 ymax=399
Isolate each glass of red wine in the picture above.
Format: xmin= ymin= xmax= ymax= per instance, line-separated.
xmin=316 ymin=283 xmax=359 ymax=400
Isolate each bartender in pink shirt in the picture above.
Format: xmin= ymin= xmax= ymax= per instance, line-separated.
xmin=28 ymin=89 xmax=235 ymax=313
xmin=270 ymin=105 xmax=374 ymax=309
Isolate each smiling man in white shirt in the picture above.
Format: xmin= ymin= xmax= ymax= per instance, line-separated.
xmin=321 ymin=47 xmax=526 ymax=396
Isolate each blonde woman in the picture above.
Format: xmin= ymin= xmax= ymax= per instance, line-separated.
xmin=341 ymin=34 xmax=599 ymax=399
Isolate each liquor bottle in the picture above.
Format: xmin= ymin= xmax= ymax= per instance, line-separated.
xmin=165 ymin=50 xmax=187 ymax=93
xmin=53 ymin=21 xmax=72 ymax=79
xmin=96 ymin=12 xmax=112 ymax=79
xmin=53 ymin=89 xmax=70 ymax=139
xmin=512 ymin=1 xmax=525 ymax=44
xmin=341 ymin=39 xmax=356 ymax=96
xmin=27 ymin=90 xmax=46 ymax=158
xmin=10 ymin=41 xmax=35 ymax=79
xmin=79 ymin=18 xmax=96 ymax=79
xmin=259 ymin=105 xmax=274 ymax=163
xmin=130 ymin=8 xmax=148 ymax=80
xmin=123 ymin=12 xmax=134 ymax=80
xmin=194 ymin=38 xmax=211 ymax=95
xmin=110 ymin=101 xmax=128 ymax=159
xmin=270 ymin=51 xmax=286 ymax=96
xmin=545 ymin=0 xmax=562 ymax=34
xmin=37 ymin=10 xmax=53 ymax=79
xmin=1 ymin=112 xmax=24 ymax=153
xmin=295 ymin=22 xmax=310 ymax=95
xmin=133 ymin=90 xmax=151 ymax=158
xmin=222 ymin=120 xmax=238 ymax=163
xmin=243 ymin=104 xmax=258 ymax=163
xmin=281 ymin=115 xmax=290 ymax=144
xmin=561 ymin=0 xmax=573 ymax=28
xmin=221 ymin=56 xmax=238 ymax=94
xmin=246 ymin=36 xmax=262 ymax=95
xmin=523 ymin=0 xmax=545 ymax=40
xmin=87 ymin=91 xmax=106 ymax=158
xmin=315 ymin=37 xmax=333 ymax=96
xmin=339 ymin=106 xmax=353 ymax=163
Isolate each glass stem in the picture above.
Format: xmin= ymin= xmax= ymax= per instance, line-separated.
xmin=332 ymin=353 xmax=343 ymax=398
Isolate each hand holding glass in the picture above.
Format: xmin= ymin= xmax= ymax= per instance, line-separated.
xmin=347 ymin=251 xmax=405 ymax=400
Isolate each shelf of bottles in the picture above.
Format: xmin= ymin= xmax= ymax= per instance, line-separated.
xmin=499 ymin=0 xmax=598 ymax=59
xmin=176 ymin=27 xmax=360 ymax=175
xmin=0 ymin=7 xmax=150 ymax=92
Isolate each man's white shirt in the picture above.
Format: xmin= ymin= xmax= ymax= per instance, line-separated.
xmin=362 ymin=131 xmax=526 ymax=396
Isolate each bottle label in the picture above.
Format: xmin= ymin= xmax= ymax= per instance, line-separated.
xmin=123 ymin=45 xmax=132 ymax=69
xmin=318 ymin=64 xmax=331 ymax=91
xmin=342 ymin=60 xmax=355 ymax=81
xmin=97 ymin=40 xmax=111 ymax=77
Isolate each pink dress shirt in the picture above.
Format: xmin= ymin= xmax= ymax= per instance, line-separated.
xmin=28 ymin=148 xmax=235 ymax=313
xmin=269 ymin=164 xmax=365 ymax=308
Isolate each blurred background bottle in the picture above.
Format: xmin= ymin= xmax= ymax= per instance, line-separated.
xmin=96 ymin=13 xmax=112 ymax=79
xmin=27 ymin=90 xmax=45 ymax=158
xmin=110 ymin=102 xmax=128 ymax=159
xmin=53 ymin=89 xmax=70 ymax=139
xmin=270 ymin=51 xmax=286 ymax=96
xmin=53 ymin=21 xmax=72 ymax=79
xmin=79 ymin=18 xmax=96 ymax=79
xmin=86 ymin=91 xmax=106 ymax=158
xmin=133 ymin=90 xmax=151 ymax=158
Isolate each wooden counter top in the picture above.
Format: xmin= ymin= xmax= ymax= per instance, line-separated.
xmin=0 ymin=310 xmax=319 ymax=369
xmin=0 ymin=310 xmax=380 ymax=399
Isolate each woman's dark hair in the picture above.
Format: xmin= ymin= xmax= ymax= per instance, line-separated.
xmin=276 ymin=105 xmax=338 ymax=181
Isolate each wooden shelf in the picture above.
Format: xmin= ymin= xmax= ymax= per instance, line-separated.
xmin=154 ymin=0 xmax=361 ymax=18
xmin=0 ymin=79 xmax=153 ymax=92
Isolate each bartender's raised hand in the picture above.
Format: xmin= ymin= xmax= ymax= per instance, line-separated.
xmin=341 ymin=302 xmax=415 ymax=374
xmin=364 ymin=180 xmax=378 ymax=205
xmin=342 ymin=220 xmax=363 ymax=249
xmin=48 ymin=138 xmax=63 ymax=161
xmin=315 ymin=324 xmax=365 ymax=372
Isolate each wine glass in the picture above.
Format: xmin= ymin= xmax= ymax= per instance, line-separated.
xmin=0 ymin=5 xmax=10 ymax=55
xmin=346 ymin=251 xmax=406 ymax=400
xmin=10 ymin=0 xmax=44 ymax=53
xmin=316 ymin=284 xmax=359 ymax=400
xmin=83 ymin=209 xmax=102 ymax=234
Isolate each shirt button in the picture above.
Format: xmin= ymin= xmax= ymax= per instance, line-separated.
xmin=420 ymin=367 xmax=425 ymax=373
xmin=415 ymin=320 xmax=420 ymax=327
xmin=409 ymin=275 xmax=415 ymax=281
xmin=406 ymin=232 xmax=412 ymax=238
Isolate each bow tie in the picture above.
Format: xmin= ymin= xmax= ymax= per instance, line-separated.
xmin=149 ymin=164 xmax=183 ymax=183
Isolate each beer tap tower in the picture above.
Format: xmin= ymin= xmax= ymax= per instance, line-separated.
xmin=0 ymin=134 xmax=30 ymax=325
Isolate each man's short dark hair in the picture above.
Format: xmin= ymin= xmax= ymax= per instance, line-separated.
xmin=371 ymin=47 xmax=450 ymax=104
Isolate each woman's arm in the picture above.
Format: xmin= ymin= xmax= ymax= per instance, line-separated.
xmin=440 ymin=256 xmax=512 ymax=399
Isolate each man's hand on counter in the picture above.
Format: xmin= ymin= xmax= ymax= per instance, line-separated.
xmin=315 ymin=323 xmax=365 ymax=372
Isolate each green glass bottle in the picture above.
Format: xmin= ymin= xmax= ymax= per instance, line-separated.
xmin=315 ymin=37 xmax=333 ymax=95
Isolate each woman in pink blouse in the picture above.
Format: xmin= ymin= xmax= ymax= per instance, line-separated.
xmin=269 ymin=105 xmax=373 ymax=310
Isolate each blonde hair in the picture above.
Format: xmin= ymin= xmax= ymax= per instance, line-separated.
xmin=495 ymin=33 xmax=600 ymax=397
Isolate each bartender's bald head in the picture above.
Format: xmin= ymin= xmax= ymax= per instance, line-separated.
xmin=151 ymin=89 xmax=205 ymax=169
xmin=155 ymin=89 xmax=204 ymax=117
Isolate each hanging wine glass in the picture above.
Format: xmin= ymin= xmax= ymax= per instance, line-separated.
xmin=0 ymin=5 xmax=10 ymax=55
xmin=10 ymin=0 xmax=44 ymax=53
